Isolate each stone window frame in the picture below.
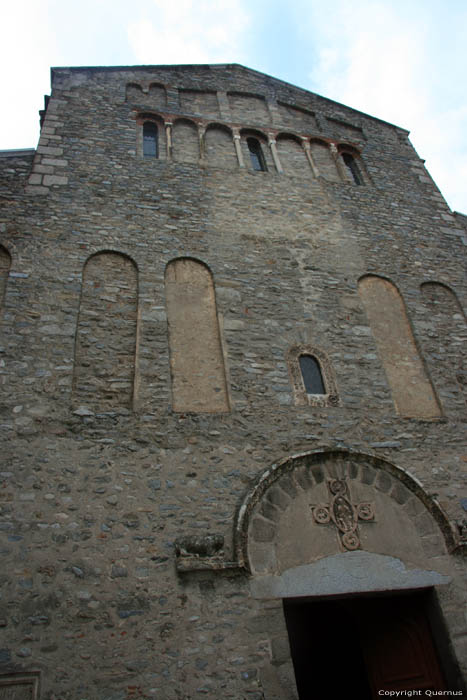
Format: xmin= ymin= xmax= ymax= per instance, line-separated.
xmin=287 ymin=344 xmax=340 ymax=407
xmin=337 ymin=144 xmax=368 ymax=185
xmin=135 ymin=112 xmax=165 ymax=159
xmin=240 ymin=128 xmax=271 ymax=173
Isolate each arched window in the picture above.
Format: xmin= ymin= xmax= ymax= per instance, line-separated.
xmin=342 ymin=152 xmax=363 ymax=185
xmin=299 ymin=355 xmax=325 ymax=394
xmin=143 ymin=121 xmax=158 ymax=158
xmin=288 ymin=345 xmax=339 ymax=407
xmin=247 ymin=137 xmax=267 ymax=171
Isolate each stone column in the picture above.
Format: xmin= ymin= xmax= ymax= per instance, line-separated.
xmin=302 ymin=139 xmax=319 ymax=177
xmin=330 ymin=141 xmax=346 ymax=179
xmin=165 ymin=122 xmax=173 ymax=160
xmin=268 ymin=137 xmax=283 ymax=173
xmin=198 ymin=124 xmax=206 ymax=161
xmin=233 ymin=130 xmax=245 ymax=168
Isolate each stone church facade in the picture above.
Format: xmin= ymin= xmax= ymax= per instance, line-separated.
xmin=0 ymin=64 xmax=466 ymax=699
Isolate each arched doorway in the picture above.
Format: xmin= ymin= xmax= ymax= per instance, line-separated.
xmin=234 ymin=450 xmax=465 ymax=699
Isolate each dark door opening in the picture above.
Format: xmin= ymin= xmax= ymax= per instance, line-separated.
xmin=283 ymin=590 xmax=447 ymax=699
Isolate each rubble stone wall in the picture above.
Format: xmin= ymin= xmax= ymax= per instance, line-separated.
xmin=0 ymin=64 xmax=465 ymax=699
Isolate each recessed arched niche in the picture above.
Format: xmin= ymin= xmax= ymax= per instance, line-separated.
xmin=204 ymin=124 xmax=237 ymax=169
xmin=73 ymin=251 xmax=138 ymax=410
xmin=172 ymin=119 xmax=200 ymax=164
xmin=358 ymin=275 xmax=441 ymax=418
xmin=276 ymin=134 xmax=311 ymax=178
xmin=420 ymin=281 xmax=467 ymax=407
xmin=310 ymin=140 xmax=340 ymax=181
xmin=165 ymin=257 xmax=230 ymax=413
xmin=0 ymin=245 xmax=11 ymax=315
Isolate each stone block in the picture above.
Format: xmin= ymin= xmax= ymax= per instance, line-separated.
xmin=43 ymin=175 xmax=69 ymax=186
xmin=390 ymin=482 xmax=411 ymax=505
xmin=42 ymin=158 xmax=68 ymax=167
xmin=37 ymin=145 xmax=64 ymax=156
xmin=34 ymin=165 xmax=54 ymax=174
xmin=278 ymin=475 xmax=297 ymax=499
xmin=24 ymin=185 xmax=50 ymax=195
xmin=266 ymin=486 xmax=290 ymax=511
xmin=251 ymin=516 xmax=276 ymax=543
xmin=375 ymin=470 xmax=392 ymax=493
xmin=28 ymin=173 xmax=42 ymax=185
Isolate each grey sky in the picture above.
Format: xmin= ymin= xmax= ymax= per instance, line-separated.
xmin=2 ymin=0 xmax=466 ymax=213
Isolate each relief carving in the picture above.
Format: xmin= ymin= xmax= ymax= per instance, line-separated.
xmin=311 ymin=478 xmax=375 ymax=550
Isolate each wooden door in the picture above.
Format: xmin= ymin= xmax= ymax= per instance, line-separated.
xmin=283 ymin=591 xmax=446 ymax=699
xmin=357 ymin=595 xmax=446 ymax=694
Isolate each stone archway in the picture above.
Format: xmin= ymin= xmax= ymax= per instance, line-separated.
xmin=233 ymin=450 xmax=465 ymax=699
xmin=235 ymin=449 xmax=457 ymax=577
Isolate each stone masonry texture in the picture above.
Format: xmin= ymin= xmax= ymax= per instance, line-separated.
xmin=0 ymin=64 xmax=466 ymax=699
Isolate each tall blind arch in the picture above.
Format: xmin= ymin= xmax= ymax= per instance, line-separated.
xmin=172 ymin=120 xmax=199 ymax=163
xmin=420 ymin=282 xmax=467 ymax=407
xmin=0 ymin=246 xmax=11 ymax=314
xmin=205 ymin=125 xmax=237 ymax=169
xmin=73 ymin=252 xmax=138 ymax=409
xmin=358 ymin=275 xmax=440 ymax=418
xmin=165 ymin=258 xmax=229 ymax=413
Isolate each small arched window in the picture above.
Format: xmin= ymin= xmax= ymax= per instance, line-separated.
xmin=287 ymin=344 xmax=340 ymax=407
xmin=143 ymin=121 xmax=158 ymax=158
xmin=299 ymin=355 xmax=325 ymax=394
xmin=247 ymin=137 xmax=267 ymax=171
xmin=342 ymin=152 xmax=363 ymax=185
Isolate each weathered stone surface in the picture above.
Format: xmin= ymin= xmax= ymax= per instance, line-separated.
xmin=251 ymin=516 xmax=276 ymax=543
xmin=0 ymin=63 xmax=465 ymax=698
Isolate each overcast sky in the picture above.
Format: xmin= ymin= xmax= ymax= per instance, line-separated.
xmin=2 ymin=0 xmax=466 ymax=213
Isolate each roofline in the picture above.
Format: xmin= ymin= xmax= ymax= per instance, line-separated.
xmin=0 ymin=148 xmax=35 ymax=158
xmin=50 ymin=63 xmax=409 ymax=134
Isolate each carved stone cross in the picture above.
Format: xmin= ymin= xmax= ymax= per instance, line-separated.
xmin=311 ymin=478 xmax=375 ymax=550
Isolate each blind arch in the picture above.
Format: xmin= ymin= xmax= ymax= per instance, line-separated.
xmin=165 ymin=257 xmax=230 ymax=413
xmin=358 ymin=275 xmax=440 ymax=418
